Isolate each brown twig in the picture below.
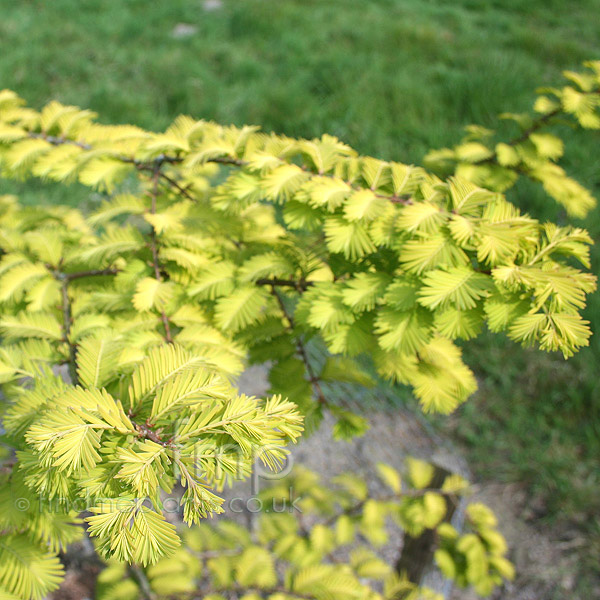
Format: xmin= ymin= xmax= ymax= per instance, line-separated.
xmin=506 ymin=108 xmax=562 ymax=147
xmin=59 ymin=277 xmax=79 ymax=386
xmin=256 ymin=277 xmax=313 ymax=291
xmin=271 ymin=287 xmax=328 ymax=407
xmin=48 ymin=268 xmax=119 ymax=386
xmin=148 ymin=163 xmax=174 ymax=343
xmin=64 ymin=268 xmax=120 ymax=281
xmin=474 ymin=107 xmax=562 ymax=167
xmin=27 ymin=130 xmax=413 ymax=207
xmin=128 ymin=565 xmax=157 ymax=600
xmin=158 ymin=171 xmax=196 ymax=202
xmin=29 ymin=131 xmax=91 ymax=150
xmin=132 ymin=419 xmax=171 ymax=447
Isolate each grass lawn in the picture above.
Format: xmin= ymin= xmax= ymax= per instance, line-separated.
xmin=1 ymin=0 xmax=600 ymax=591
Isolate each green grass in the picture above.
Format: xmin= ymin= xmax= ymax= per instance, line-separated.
xmin=1 ymin=0 xmax=599 ymax=159
xmin=1 ymin=0 xmax=600 ymax=589
xmin=434 ymin=334 xmax=600 ymax=595
xmin=443 ymin=336 xmax=600 ymax=517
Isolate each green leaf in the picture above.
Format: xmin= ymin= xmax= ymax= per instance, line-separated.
xmin=331 ymin=407 xmax=369 ymax=441
xmin=88 ymin=194 xmax=147 ymax=226
xmin=132 ymin=277 xmax=175 ymax=312
xmin=27 ymin=387 xmax=132 ymax=474
xmin=529 ymin=133 xmax=564 ymax=160
xmin=214 ymin=285 xmax=269 ymax=332
xmin=376 ymin=463 xmax=402 ymax=494
xmin=298 ymin=176 xmax=350 ymax=211
xmin=78 ymin=225 xmax=143 ymax=266
xmin=25 ymin=277 xmax=61 ymax=312
xmin=238 ymin=252 xmax=294 ymax=282
xmin=418 ymin=267 xmax=492 ymax=310
xmin=434 ymin=307 xmax=484 ymax=340
xmin=87 ymin=499 xmax=180 ymax=565
xmin=399 ymin=235 xmax=467 ymax=274
xmin=406 ymin=457 xmax=435 ymax=489
xmin=434 ymin=549 xmax=457 ymax=579
xmin=324 ymin=216 xmax=376 ymax=259
xmin=390 ymin=163 xmax=425 ymax=195
xmin=0 ymin=535 xmax=64 ymax=600
xmin=333 ymin=472 xmax=368 ymax=501
xmin=283 ymin=200 xmax=323 ymax=230
xmin=409 ymin=336 xmax=477 ymax=413
xmin=235 ymin=546 xmax=277 ymax=588
xmin=128 ymin=343 xmax=210 ymax=410
xmin=116 ymin=440 xmax=169 ymax=497
xmin=144 ymin=203 xmax=188 ymax=234
xmin=396 ymin=201 xmax=447 ymax=234
xmin=262 ymin=164 xmax=309 ymax=202
xmin=319 ymin=356 xmax=375 ymax=388
xmin=343 ymin=189 xmax=388 ymax=222
xmin=341 ymin=272 xmax=389 ymax=312
xmin=187 ymin=262 xmax=236 ymax=300
xmin=507 ymin=312 xmax=547 ymax=346
xmin=0 ymin=312 xmax=62 ymax=341
xmin=78 ymin=158 xmax=133 ymax=192
xmin=151 ymin=367 xmax=230 ymax=420
xmin=375 ymin=307 xmax=432 ymax=354
xmin=422 ymin=492 xmax=447 ymax=527
xmin=449 ymin=177 xmax=496 ymax=213
xmin=495 ymin=143 xmax=520 ymax=167
xmin=0 ymin=262 xmax=49 ymax=303
xmin=298 ymin=284 xmax=354 ymax=333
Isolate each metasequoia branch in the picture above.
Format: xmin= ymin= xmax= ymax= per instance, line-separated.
xmin=270 ymin=287 xmax=329 ymax=407
xmin=321 ymin=487 xmax=459 ymax=528
xmin=52 ymin=268 xmax=119 ymax=386
xmin=256 ymin=277 xmax=313 ymax=291
xmin=505 ymin=107 xmax=562 ymax=147
xmin=26 ymin=131 xmax=415 ymax=206
xmin=148 ymin=163 xmax=174 ymax=344
xmin=473 ymin=88 xmax=600 ymax=167
xmin=64 ymin=268 xmax=120 ymax=281
xmin=128 ymin=565 xmax=157 ymax=600
xmin=473 ymin=107 xmax=562 ymax=167
xmin=59 ymin=277 xmax=79 ymax=386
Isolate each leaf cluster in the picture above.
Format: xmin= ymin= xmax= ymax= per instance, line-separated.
xmin=0 ymin=62 xmax=596 ymax=600
xmin=95 ymin=460 xmax=513 ymax=600
xmin=425 ymin=61 xmax=600 ymax=218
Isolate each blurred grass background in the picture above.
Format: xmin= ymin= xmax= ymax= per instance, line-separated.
xmin=1 ymin=0 xmax=599 ymax=585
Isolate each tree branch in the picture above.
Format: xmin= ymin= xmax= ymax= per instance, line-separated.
xmin=128 ymin=565 xmax=157 ymax=600
xmin=270 ymin=287 xmax=328 ymax=407
xmin=474 ymin=106 xmax=562 ymax=167
xmin=53 ymin=268 xmax=119 ymax=386
xmin=132 ymin=418 xmax=172 ymax=447
xmin=256 ymin=277 xmax=313 ymax=291
xmin=321 ymin=486 xmax=459 ymax=528
xmin=506 ymin=107 xmax=562 ymax=147
xmin=148 ymin=163 xmax=173 ymax=343
xmin=27 ymin=130 xmax=414 ymax=207
xmin=29 ymin=132 xmax=91 ymax=150
xmin=158 ymin=171 xmax=196 ymax=202
xmin=59 ymin=277 xmax=79 ymax=386
xmin=64 ymin=268 xmax=120 ymax=281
